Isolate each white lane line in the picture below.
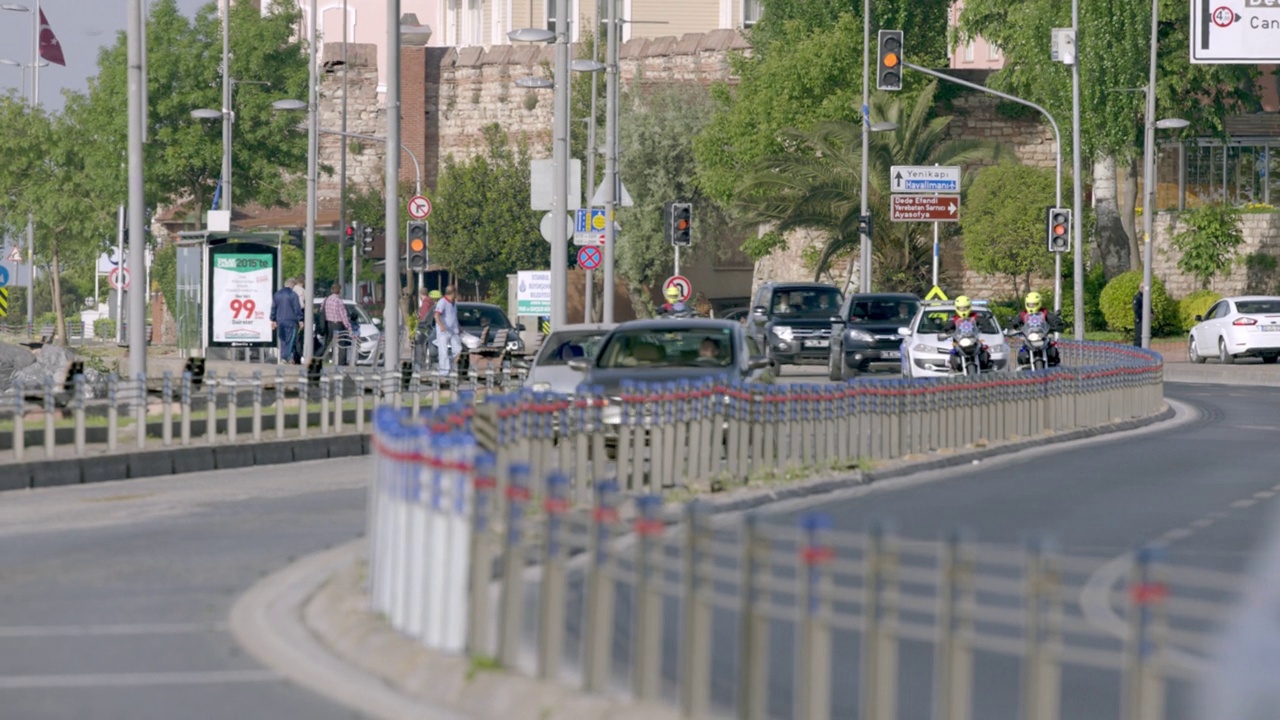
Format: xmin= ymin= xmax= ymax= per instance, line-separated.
xmin=1161 ymin=528 xmax=1196 ymax=541
xmin=1253 ymin=491 xmax=1275 ymax=500
xmin=1191 ymin=518 xmax=1216 ymax=528
xmin=1230 ymin=499 xmax=1257 ymax=509
xmin=0 ymin=623 xmax=228 ymax=638
xmin=0 ymin=670 xmax=277 ymax=689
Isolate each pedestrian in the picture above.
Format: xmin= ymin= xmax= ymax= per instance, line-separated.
xmin=269 ymin=278 xmax=303 ymax=364
xmin=414 ymin=287 xmax=438 ymax=367
xmin=434 ymin=285 xmax=461 ymax=375
xmin=322 ymin=283 xmax=352 ymax=364
xmin=292 ymin=275 xmax=308 ymax=363
xmin=1132 ymin=283 xmax=1145 ymax=347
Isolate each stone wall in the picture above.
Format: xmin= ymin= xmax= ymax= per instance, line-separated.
xmin=317 ymin=44 xmax=387 ymax=199
xmin=1152 ymin=211 xmax=1280 ymax=298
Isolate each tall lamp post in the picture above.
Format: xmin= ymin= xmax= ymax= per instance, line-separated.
xmin=2 ymin=2 xmax=38 ymax=335
xmin=572 ymin=58 xmax=606 ymax=323
xmin=859 ymin=0 xmax=872 ymax=292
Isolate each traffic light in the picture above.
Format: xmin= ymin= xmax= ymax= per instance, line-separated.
xmin=669 ymin=202 xmax=692 ymax=247
xmin=877 ymin=30 xmax=903 ymax=91
xmin=361 ymin=225 xmax=375 ymax=257
xmin=857 ymin=213 xmax=873 ymax=238
xmin=285 ymin=229 xmax=304 ymax=249
xmin=1046 ymin=207 xmax=1071 ymax=253
xmin=406 ymin=221 xmax=428 ymax=271
xmin=345 ymin=223 xmax=357 ymax=248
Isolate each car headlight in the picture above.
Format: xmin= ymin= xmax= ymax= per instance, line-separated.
xmin=770 ymin=326 xmax=793 ymax=342
xmin=530 ymin=382 xmax=552 ymax=392
xmin=990 ymin=343 xmax=1009 ymax=354
xmin=846 ymin=329 xmax=874 ymax=343
xmin=913 ymin=343 xmax=944 ymax=353
xmin=505 ymin=340 xmax=521 ymax=351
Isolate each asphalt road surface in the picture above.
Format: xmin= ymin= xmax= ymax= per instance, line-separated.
xmin=0 ymin=458 xmax=371 ymax=720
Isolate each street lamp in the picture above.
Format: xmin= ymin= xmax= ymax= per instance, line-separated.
xmin=3 ymin=2 xmax=35 ymax=336
xmin=515 ymin=76 xmax=554 ymax=89
xmin=573 ymin=57 xmax=606 ymax=323
xmin=192 ymin=79 xmax=272 ymax=216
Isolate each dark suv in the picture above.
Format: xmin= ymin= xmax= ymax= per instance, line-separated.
xmin=827 ymin=293 xmax=920 ymax=379
xmin=747 ymin=282 xmax=845 ymax=366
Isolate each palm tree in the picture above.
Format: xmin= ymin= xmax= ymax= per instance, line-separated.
xmin=735 ymin=81 xmax=1012 ymax=293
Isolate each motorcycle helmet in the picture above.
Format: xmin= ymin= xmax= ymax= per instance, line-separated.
xmin=954 ymin=296 xmax=972 ymax=315
xmin=665 ymin=286 xmax=681 ymax=301
xmin=1025 ymin=291 xmax=1042 ymax=314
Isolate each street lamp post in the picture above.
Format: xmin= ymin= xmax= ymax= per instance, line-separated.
xmin=859 ymin=0 xmax=872 ymax=292
xmin=572 ymin=58 xmax=605 ymax=323
xmin=2 ymin=3 xmax=36 ymax=335
xmin=602 ymin=0 xmax=619 ymax=323
xmin=126 ymin=0 xmax=146 ymax=378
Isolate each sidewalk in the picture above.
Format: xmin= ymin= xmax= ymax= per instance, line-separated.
xmin=1151 ymin=340 xmax=1280 ymax=387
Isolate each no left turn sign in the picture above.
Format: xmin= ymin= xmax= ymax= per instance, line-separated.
xmin=408 ymin=195 xmax=432 ymax=220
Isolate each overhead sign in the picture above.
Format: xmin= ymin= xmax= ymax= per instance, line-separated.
xmin=890 ymin=194 xmax=961 ymax=222
xmin=1191 ymin=0 xmax=1280 ymax=62
xmin=574 ymin=208 xmax=609 ymax=245
xmin=663 ymin=275 xmax=692 ymax=303
xmin=208 ymin=248 xmax=275 ymax=347
xmin=108 ymin=267 xmax=131 ymax=291
xmin=407 ymin=194 xmax=432 ymax=219
xmin=577 ymin=245 xmax=602 ymax=270
xmin=0 ymin=265 xmax=8 ymax=288
xmin=516 ymin=270 xmax=551 ymax=316
xmin=891 ymin=165 xmax=961 ymax=193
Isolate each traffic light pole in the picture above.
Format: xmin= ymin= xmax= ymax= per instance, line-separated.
xmin=858 ymin=0 xmax=871 ymax=293
xmin=601 ymin=0 xmax=618 ymax=324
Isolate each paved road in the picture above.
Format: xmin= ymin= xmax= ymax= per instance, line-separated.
xmin=0 ymin=458 xmax=371 ymax=720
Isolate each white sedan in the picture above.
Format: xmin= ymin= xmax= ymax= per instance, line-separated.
xmin=1188 ymin=296 xmax=1280 ymax=364
xmin=899 ymin=303 xmax=1010 ymax=378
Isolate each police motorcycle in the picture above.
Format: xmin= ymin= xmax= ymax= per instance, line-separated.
xmin=939 ymin=319 xmax=993 ymax=376
xmin=1006 ymin=314 xmax=1056 ymax=371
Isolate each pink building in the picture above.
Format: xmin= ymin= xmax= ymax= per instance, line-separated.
xmin=948 ymin=0 xmax=1004 ymax=70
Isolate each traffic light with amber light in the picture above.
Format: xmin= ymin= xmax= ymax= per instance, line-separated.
xmin=877 ymin=30 xmax=903 ymax=91
xmin=361 ymin=225 xmax=375 ymax=257
xmin=1046 ymin=207 xmax=1071 ymax=253
xmin=407 ymin=221 xmax=429 ymax=271
xmin=669 ymin=202 xmax=692 ymax=247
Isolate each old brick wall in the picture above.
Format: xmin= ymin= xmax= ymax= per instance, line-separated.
xmin=1153 ymin=211 xmax=1280 ymax=298
xmin=316 ymin=44 xmax=387 ymax=200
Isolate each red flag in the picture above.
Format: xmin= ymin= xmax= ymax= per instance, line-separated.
xmin=38 ymin=9 xmax=65 ymax=67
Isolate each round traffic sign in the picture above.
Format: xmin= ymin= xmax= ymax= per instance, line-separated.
xmin=108 ymin=267 xmax=131 ymax=291
xmin=540 ymin=212 xmax=574 ymax=243
xmin=407 ymin=194 xmax=432 ymax=220
xmin=663 ymin=275 xmax=691 ymax=303
xmin=0 ymin=265 xmax=9 ymax=288
xmin=1212 ymin=5 xmax=1235 ymax=27
xmin=577 ymin=246 xmax=602 ymax=270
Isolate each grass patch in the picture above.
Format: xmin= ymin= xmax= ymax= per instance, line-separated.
xmin=466 ymin=655 xmax=503 ymax=682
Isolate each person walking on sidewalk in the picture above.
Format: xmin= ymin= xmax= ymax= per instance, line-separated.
xmin=434 ymin=285 xmax=461 ymax=376
xmin=1133 ymin=284 xmax=1145 ymax=348
xmin=270 ymin=278 xmax=303 ymax=364
xmin=322 ymin=283 xmax=353 ymax=364
xmin=292 ymin=276 xmax=308 ymax=363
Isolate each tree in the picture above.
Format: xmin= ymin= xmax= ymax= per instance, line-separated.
xmin=694 ymin=1 xmax=952 ymax=206
xmin=1170 ymin=203 xmax=1244 ymax=290
xmin=734 ymin=82 xmax=1010 ymax=292
xmin=427 ymin=124 xmax=546 ymax=296
xmin=959 ymin=0 xmax=1260 ymax=278
xmin=615 ymin=84 xmax=735 ymax=315
xmin=961 ymin=163 xmax=1061 ymax=297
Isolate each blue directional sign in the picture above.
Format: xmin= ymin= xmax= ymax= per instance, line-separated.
xmin=0 ymin=265 xmax=9 ymax=288
xmin=891 ymin=165 xmax=961 ymax=194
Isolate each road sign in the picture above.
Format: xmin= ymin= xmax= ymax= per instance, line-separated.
xmin=540 ymin=212 xmax=574 ymax=243
xmin=517 ymin=270 xmax=552 ymax=315
xmin=0 ymin=265 xmax=8 ymax=288
xmin=529 ymin=159 xmax=583 ymax=210
xmin=890 ymin=194 xmax=960 ymax=222
xmin=663 ymin=275 xmax=692 ymax=303
xmin=890 ymin=165 xmax=961 ymax=193
xmin=1191 ymin=0 xmax=1280 ymax=63
xmin=407 ymin=194 xmax=432 ymax=219
xmin=6 ymin=246 xmax=19 ymax=263
xmin=108 ymin=267 xmax=131 ymax=291
xmin=574 ymin=208 xmax=609 ymax=245
xmin=924 ymin=286 xmax=949 ymax=302
xmin=0 ymin=288 xmax=7 ymax=317
xmin=577 ymin=245 xmax=602 ymax=270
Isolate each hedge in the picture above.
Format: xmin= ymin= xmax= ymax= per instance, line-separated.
xmin=1177 ymin=290 xmax=1220 ymax=332
xmin=1099 ymin=270 xmax=1179 ymax=337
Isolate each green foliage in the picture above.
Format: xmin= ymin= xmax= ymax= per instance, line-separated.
xmin=961 ymin=163 xmax=1062 ymax=297
xmin=1059 ymin=264 xmax=1109 ymax=332
xmin=741 ymin=230 xmax=787 ymax=263
xmin=1178 ymin=290 xmax=1220 ymax=332
xmin=1170 ymin=203 xmax=1244 ymax=289
xmin=427 ymin=124 xmax=546 ymax=292
xmin=1099 ymin=270 xmax=1178 ymax=336
xmin=151 ymin=242 xmax=177 ymax=321
xmin=1244 ymin=251 xmax=1280 ymax=294
xmin=94 ymin=318 xmax=117 ymax=340
xmin=279 ymin=240 xmax=344 ymax=290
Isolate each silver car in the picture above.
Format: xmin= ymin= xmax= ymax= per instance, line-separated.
xmin=524 ymin=323 xmax=615 ymax=394
xmin=899 ymin=301 xmax=1010 ymax=378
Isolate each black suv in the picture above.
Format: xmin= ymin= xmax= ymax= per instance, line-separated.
xmin=827 ymin=293 xmax=920 ymax=379
xmin=747 ymin=282 xmax=845 ymax=366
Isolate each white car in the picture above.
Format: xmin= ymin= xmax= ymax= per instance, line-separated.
xmin=524 ymin=323 xmax=615 ymax=395
xmin=898 ymin=302 xmax=1010 ymax=378
xmin=312 ymin=298 xmax=382 ymax=365
xmin=1188 ymin=296 xmax=1280 ymax=364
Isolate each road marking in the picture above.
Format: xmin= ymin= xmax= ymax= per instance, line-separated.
xmin=1191 ymin=518 xmax=1216 ymax=528
xmin=1254 ymin=491 xmax=1275 ymax=499
xmin=1230 ymin=499 xmax=1257 ymax=509
xmin=0 ymin=622 xmax=228 ymax=638
xmin=1161 ymin=528 xmax=1196 ymax=541
xmin=0 ymin=670 xmax=277 ymax=689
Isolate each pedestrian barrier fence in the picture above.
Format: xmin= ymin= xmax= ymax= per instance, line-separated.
xmin=366 ymin=342 xmax=1233 ymax=720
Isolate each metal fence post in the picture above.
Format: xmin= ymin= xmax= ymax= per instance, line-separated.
xmin=497 ymin=462 xmax=531 ymax=668
xmin=162 ymin=372 xmax=174 ymax=447
xmin=1122 ymin=546 xmax=1167 ymax=720
xmin=467 ymin=451 xmax=497 ymax=658
xmin=583 ymin=479 xmax=620 ymax=694
xmin=1023 ymin=539 xmax=1061 ymax=720
xmin=42 ymin=375 xmax=54 ymax=458
xmin=73 ymin=374 xmax=85 ymax=456
xmin=738 ymin=514 xmax=769 ymax=720
xmin=206 ymin=370 xmax=219 ymax=444
xmin=12 ymin=379 xmax=24 ymax=461
xmin=590 ymin=386 xmax=608 ymax=491
xmin=537 ymin=471 xmax=571 ymax=681
xmin=134 ymin=372 xmax=147 ymax=450
xmin=297 ymin=369 xmax=309 ymax=438
xmin=632 ymin=494 xmax=665 ymax=702
xmin=275 ymin=366 xmax=286 ymax=439
xmin=679 ymin=502 xmax=712 ymax=719
xmin=795 ymin=513 xmax=834 ymax=720
xmin=226 ymin=371 xmax=238 ymax=445
xmin=934 ymin=530 xmax=974 ymax=720
xmin=333 ymin=370 xmax=345 ymax=434
xmin=320 ymin=371 xmax=331 ymax=435
xmin=861 ymin=523 xmax=899 ymax=720
xmin=251 ymin=371 xmax=263 ymax=441
xmin=180 ymin=371 xmax=192 ymax=446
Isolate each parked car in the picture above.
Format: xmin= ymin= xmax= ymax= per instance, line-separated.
xmin=311 ymin=298 xmax=382 ymax=365
xmin=745 ymin=281 xmax=845 ymax=366
xmin=420 ymin=302 xmax=526 ymax=366
xmin=524 ymin=323 xmax=615 ymax=395
xmin=899 ymin=301 xmax=1010 ymax=379
xmin=1188 ymin=296 xmax=1280 ymax=364
xmin=718 ymin=307 xmax=750 ymax=324
xmin=828 ymin=293 xmax=921 ymax=380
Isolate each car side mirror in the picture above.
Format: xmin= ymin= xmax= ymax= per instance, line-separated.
xmin=751 ymin=306 xmax=767 ymax=317
xmin=567 ymin=359 xmax=589 ymax=373
xmin=1193 ymin=314 xmax=1202 ymax=322
xmin=897 ymin=327 xmax=911 ymax=337
xmin=748 ymin=355 xmax=771 ymax=370
xmin=372 ymin=318 xmax=382 ymax=327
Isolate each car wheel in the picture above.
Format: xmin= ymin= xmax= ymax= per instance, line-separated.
xmin=1188 ymin=336 xmax=1206 ymax=364
xmin=1219 ymin=337 xmax=1235 ymax=365
xmin=1264 ymin=354 xmax=1279 ymax=364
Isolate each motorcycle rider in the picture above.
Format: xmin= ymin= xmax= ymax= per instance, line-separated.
xmin=658 ymin=286 xmax=689 ymax=315
xmin=941 ymin=296 xmax=991 ymax=372
xmin=1011 ymin=291 xmax=1064 ymax=367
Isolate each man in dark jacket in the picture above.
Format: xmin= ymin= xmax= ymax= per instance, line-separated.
xmin=270 ymin=278 xmax=303 ymax=364
xmin=1132 ymin=284 xmax=1145 ymax=347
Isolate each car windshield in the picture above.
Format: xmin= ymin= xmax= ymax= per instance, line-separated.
xmin=849 ymin=298 xmax=919 ymax=324
xmin=917 ymin=309 xmax=1000 ymax=334
xmin=597 ymin=327 xmax=736 ymax=369
xmin=536 ymin=331 xmax=609 ymax=366
xmin=771 ymin=287 xmax=843 ymax=316
xmin=458 ymin=305 xmax=512 ymax=328
xmin=1235 ymin=300 xmax=1280 ymax=314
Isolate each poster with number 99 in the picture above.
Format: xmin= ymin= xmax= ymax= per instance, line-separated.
xmin=210 ymin=249 xmax=275 ymax=346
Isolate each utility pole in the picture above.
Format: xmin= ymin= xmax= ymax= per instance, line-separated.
xmin=127 ymin=0 xmax=146 ymax=377
xmin=858 ymin=0 xmax=872 ymax=292
xmin=584 ymin=32 xmax=600 ymax=323
xmin=383 ymin=0 xmax=402 ymax=371
xmin=302 ymin=0 xmax=318 ymax=363
xmin=1140 ymin=0 xmax=1159 ymax=350
xmin=221 ymin=0 xmax=232 ymax=213
xmin=601 ymin=0 xmax=618 ymax=323
xmin=549 ymin=0 xmax=570 ymax=329
xmin=339 ymin=0 xmax=349 ymax=299
xmin=1071 ymin=0 xmax=1084 ymax=340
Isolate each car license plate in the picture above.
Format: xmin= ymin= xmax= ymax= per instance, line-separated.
xmin=1264 ymin=325 xmax=1280 ymax=332
xmin=803 ymin=339 xmax=829 ymax=348
xmin=882 ymin=350 xmax=900 ymax=359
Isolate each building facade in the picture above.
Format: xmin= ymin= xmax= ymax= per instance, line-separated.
xmin=947 ymin=0 xmax=1004 ymax=70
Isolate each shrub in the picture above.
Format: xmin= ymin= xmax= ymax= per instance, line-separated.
xmin=1170 ymin=203 xmax=1244 ymax=289
xmin=1051 ymin=264 xmax=1108 ymax=332
xmin=36 ymin=311 xmax=57 ymax=328
xmin=93 ymin=318 xmax=117 ymax=340
xmin=1099 ymin=271 xmax=1179 ymax=337
xmin=1177 ymin=290 xmax=1220 ymax=332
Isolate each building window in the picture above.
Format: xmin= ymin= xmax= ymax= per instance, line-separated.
xmin=743 ymin=0 xmax=762 ymax=27
xmin=988 ymin=43 xmax=1001 ymax=60
xmin=963 ymin=42 xmax=974 ymax=63
xmin=468 ymin=0 xmax=481 ymax=45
